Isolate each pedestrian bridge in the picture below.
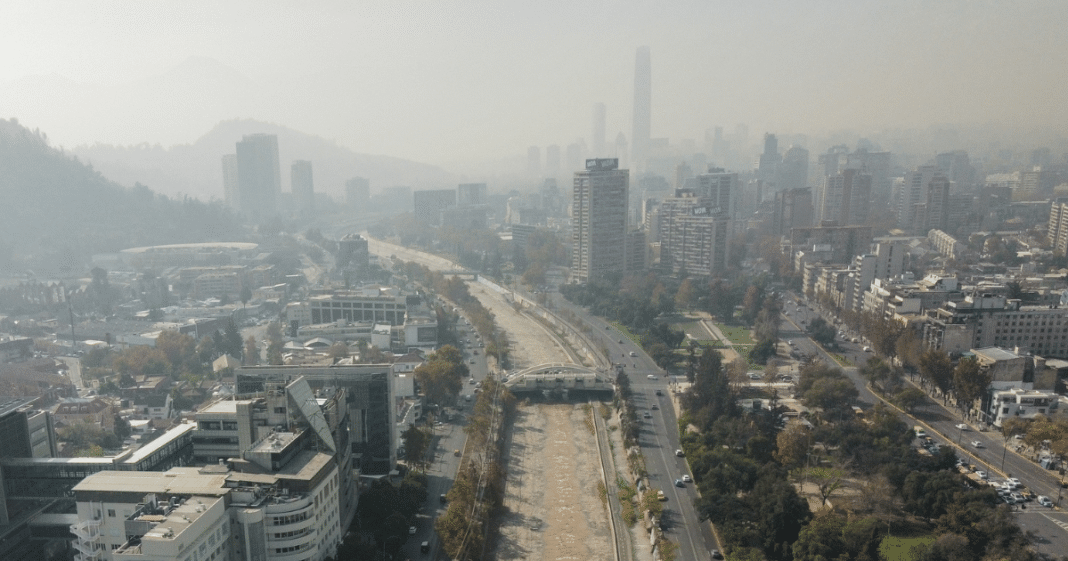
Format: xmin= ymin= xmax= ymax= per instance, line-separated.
xmin=502 ymin=363 xmax=614 ymax=398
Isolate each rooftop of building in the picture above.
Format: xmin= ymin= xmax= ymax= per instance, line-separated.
xmin=197 ymin=399 xmax=245 ymax=415
xmin=251 ymin=431 xmax=298 ymax=454
xmin=120 ymin=242 xmax=259 ymax=254
xmin=72 ymin=467 xmax=230 ymax=496
xmin=973 ymin=347 xmax=1022 ymax=362
xmin=117 ymin=495 xmax=224 ymax=553
xmin=0 ymin=396 xmax=35 ymax=418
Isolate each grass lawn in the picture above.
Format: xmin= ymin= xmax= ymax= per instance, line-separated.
xmin=879 ymin=535 xmax=934 ymax=561
xmin=712 ymin=322 xmax=755 ymax=345
xmin=609 ymin=322 xmax=641 ymax=345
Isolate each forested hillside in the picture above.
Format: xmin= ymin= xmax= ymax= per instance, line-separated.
xmin=0 ymin=118 xmax=246 ymax=276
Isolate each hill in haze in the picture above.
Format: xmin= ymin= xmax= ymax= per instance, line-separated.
xmin=0 ymin=118 xmax=246 ymax=277
xmin=73 ymin=119 xmax=456 ymax=202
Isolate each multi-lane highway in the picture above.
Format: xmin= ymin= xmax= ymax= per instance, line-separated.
xmin=547 ymin=290 xmax=723 ymax=561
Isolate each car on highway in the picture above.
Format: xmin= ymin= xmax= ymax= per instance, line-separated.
xmin=421 ymin=541 xmax=430 ymax=553
xmin=1007 ymin=478 xmax=1022 ymax=488
xmin=643 ymin=411 xmax=651 ymax=418
xmin=674 ymin=479 xmax=684 ymax=488
xmin=681 ymin=474 xmax=692 ymax=483
xmin=971 ymin=440 xmax=985 ymax=448
xmin=655 ymin=389 xmax=662 ymax=396
xmin=630 ymin=351 xmax=638 ymax=357
xmin=954 ymin=423 xmax=968 ymax=430
xmin=711 ymin=550 xmax=724 ymax=560
xmin=675 ymin=449 xmax=685 ymax=457
xmin=470 ymin=359 xmax=476 ymax=364
xmin=647 ymin=374 xmax=657 ymax=380
xmin=651 ymin=404 xmax=658 ymax=409
xmin=619 ymin=339 xmax=624 ymax=344
xmin=657 ymin=490 xmax=666 ymax=501
xmin=409 ymin=525 xmax=417 ymax=535
xmin=862 ymin=346 xmax=872 ymax=352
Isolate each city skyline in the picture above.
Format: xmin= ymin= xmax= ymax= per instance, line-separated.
xmin=2 ymin=0 xmax=1066 ymax=169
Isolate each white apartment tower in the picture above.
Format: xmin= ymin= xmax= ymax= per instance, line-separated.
xmin=571 ymin=158 xmax=629 ymax=283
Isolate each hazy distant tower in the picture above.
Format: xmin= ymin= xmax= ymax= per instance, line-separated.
xmin=235 ymin=133 xmax=281 ymax=220
xmin=592 ymin=102 xmax=606 ymax=157
xmin=631 ymin=46 xmax=651 ymax=173
xmin=221 ymin=154 xmax=240 ymax=211
xmin=291 ymin=160 xmax=314 ymax=216
xmin=345 ymin=177 xmax=370 ymax=209
xmin=527 ymin=146 xmax=542 ymax=176
xmin=571 ymin=159 xmax=629 ymax=283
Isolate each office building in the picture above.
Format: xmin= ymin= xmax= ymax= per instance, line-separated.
xmin=345 ymin=177 xmax=370 ymax=209
xmin=757 ymin=133 xmax=781 ymax=183
xmin=235 ymin=134 xmax=282 ymax=220
xmin=337 ymin=234 xmax=369 ymax=271
xmin=221 ymin=154 xmax=240 ymax=211
xmin=631 ymin=46 xmax=651 ymax=172
xmin=457 ymin=183 xmax=487 ymax=206
xmin=778 ymin=145 xmax=809 ymax=192
xmin=923 ymin=294 xmax=1068 ymax=358
xmin=571 ymin=159 xmax=629 ymax=283
xmin=413 ymin=189 xmax=456 ymax=226
xmin=291 ymin=160 xmax=314 ymax=216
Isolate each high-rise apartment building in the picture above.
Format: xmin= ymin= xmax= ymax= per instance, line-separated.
xmin=924 ymin=173 xmax=951 ymax=232
xmin=818 ymin=169 xmax=872 ymax=226
xmin=896 ymin=165 xmax=941 ymax=232
xmin=345 ymin=176 xmax=370 ymax=208
xmin=571 ymin=159 xmax=629 ymax=283
xmin=592 ymin=102 xmax=606 ymax=157
xmin=772 ymin=188 xmax=814 ymax=236
xmin=631 ymin=47 xmax=651 ymax=172
xmin=221 ymin=154 xmax=240 ymax=211
xmin=291 ymin=160 xmax=314 ymax=216
xmin=1049 ymin=199 xmax=1068 ymax=255
xmin=235 ymin=134 xmax=281 ymax=220
xmin=695 ymin=169 xmax=738 ymax=221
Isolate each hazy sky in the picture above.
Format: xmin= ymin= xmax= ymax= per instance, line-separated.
xmin=2 ymin=0 xmax=1066 ymax=166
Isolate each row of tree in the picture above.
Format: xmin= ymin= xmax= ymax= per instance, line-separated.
xmin=678 ymin=344 xmax=1036 ymax=560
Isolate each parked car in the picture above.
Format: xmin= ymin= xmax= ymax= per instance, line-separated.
xmin=675 ymin=449 xmax=685 ymax=457
xmin=1038 ymin=495 xmax=1053 ymax=507
xmin=674 ymin=479 xmax=684 ymax=488
xmin=1007 ymin=478 xmax=1022 ymax=488
xmin=647 ymin=374 xmax=657 ymax=380
xmin=409 ymin=525 xmax=417 ymax=535
xmin=971 ymin=440 xmax=984 ymax=448
xmin=975 ymin=470 xmax=988 ymax=479
xmin=681 ymin=474 xmax=692 ymax=483
xmin=643 ymin=411 xmax=651 ymax=419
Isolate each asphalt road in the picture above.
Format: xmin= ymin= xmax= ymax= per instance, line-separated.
xmin=786 ymin=291 xmax=1068 ymax=558
xmin=548 ymin=291 xmax=722 ymax=561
